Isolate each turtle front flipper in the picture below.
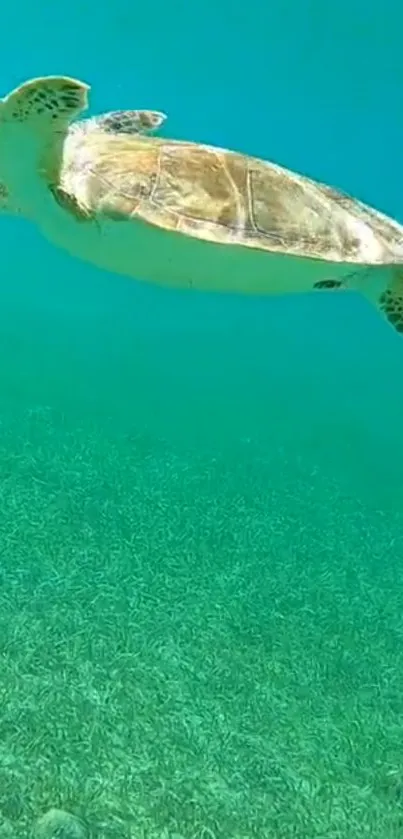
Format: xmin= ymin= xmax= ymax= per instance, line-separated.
xmin=91 ymin=109 xmax=167 ymax=136
xmin=0 ymin=76 xmax=91 ymax=217
xmin=1 ymin=76 xmax=89 ymax=126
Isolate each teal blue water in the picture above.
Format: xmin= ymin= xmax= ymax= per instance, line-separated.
xmin=0 ymin=2 xmax=403 ymax=838
xmin=1 ymin=0 xmax=403 ymax=457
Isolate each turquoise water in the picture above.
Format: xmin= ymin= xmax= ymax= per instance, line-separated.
xmin=0 ymin=2 xmax=403 ymax=838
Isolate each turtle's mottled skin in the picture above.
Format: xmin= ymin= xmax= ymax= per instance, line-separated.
xmin=0 ymin=74 xmax=403 ymax=334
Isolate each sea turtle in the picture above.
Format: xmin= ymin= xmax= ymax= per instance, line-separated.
xmin=1 ymin=74 xmax=403 ymax=335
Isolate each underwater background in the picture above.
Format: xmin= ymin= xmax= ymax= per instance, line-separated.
xmin=0 ymin=1 xmax=403 ymax=837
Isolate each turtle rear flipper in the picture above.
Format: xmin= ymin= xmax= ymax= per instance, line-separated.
xmin=376 ymin=269 xmax=403 ymax=334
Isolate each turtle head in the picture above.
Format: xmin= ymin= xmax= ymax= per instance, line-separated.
xmin=0 ymin=76 xmax=89 ymax=215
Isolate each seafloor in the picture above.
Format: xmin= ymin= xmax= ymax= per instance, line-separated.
xmin=0 ymin=395 xmax=402 ymax=839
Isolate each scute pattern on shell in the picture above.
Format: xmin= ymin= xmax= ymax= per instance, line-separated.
xmin=76 ymin=133 xmax=403 ymax=265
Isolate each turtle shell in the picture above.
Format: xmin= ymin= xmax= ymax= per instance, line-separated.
xmin=77 ymin=132 xmax=403 ymax=266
